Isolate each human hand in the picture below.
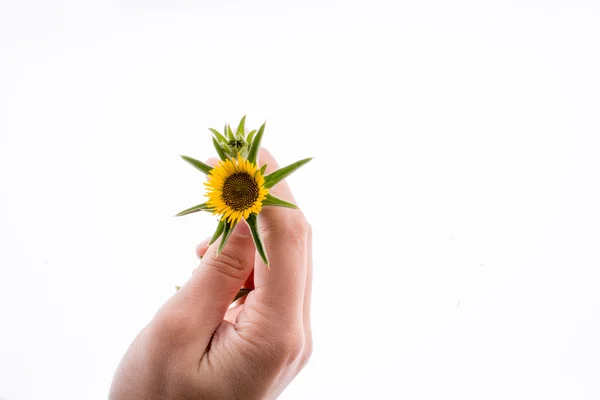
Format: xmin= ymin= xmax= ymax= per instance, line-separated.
xmin=109 ymin=149 xmax=313 ymax=400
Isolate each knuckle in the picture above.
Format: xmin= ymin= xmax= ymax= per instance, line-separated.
xmin=261 ymin=213 xmax=310 ymax=243
xmin=287 ymin=214 xmax=310 ymax=235
xmin=236 ymin=312 xmax=311 ymax=369
xmin=300 ymin=338 xmax=313 ymax=368
xmin=205 ymin=246 xmax=249 ymax=281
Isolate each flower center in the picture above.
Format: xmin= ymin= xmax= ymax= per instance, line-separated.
xmin=222 ymin=172 xmax=259 ymax=211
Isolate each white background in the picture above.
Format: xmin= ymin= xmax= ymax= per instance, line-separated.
xmin=1 ymin=1 xmax=599 ymax=399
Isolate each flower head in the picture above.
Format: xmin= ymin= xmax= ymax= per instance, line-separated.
xmin=205 ymin=154 xmax=269 ymax=226
xmin=177 ymin=116 xmax=312 ymax=266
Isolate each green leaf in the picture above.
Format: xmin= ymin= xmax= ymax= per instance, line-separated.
xmin=247 ymin=214 xmax=269 ymax=266
xmin=236 ymin=115 xmax=246 ymax=136
xmin=259 ymin=164 xmax=267 ymax=175
xmin=264 ymin=157 xmax=313 ymax=188
xmin=233 ymin=288 xmax=252 ymax=303
xmin=224 ymin=124 xmax=231 ymax=140
xmin=181 ymin=155 xmax=213 ymax=175
xmin=212 ymin=137 xmax=228 ymax=161
xmin=247 ymin=122 xmax=265 ymax=164
xmin=175 ymin=202 xmax=212 ymax=216
xmin=227 ymin=124 xmax=234 ymax=140
xmin=262 ymin=193 xmax=298 ymax=209
xmin=246 ymin=130 xmax=257 ymax=146
xmin=218 ymin=221 xmax=236 ymax=254
xmin=209 ymin=220 xmax=226 ymax=245
xmin=209 ymin=128 xmax=228 ymax=145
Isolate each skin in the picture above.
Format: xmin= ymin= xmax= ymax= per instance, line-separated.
xmin=109 ymin=149 xmax=313 ymax=400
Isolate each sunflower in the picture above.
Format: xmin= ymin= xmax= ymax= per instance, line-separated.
xmin=205 ymin=153 xmax=269 ymax=226
xmin=176 ymin=116 xmax=312 ymax=268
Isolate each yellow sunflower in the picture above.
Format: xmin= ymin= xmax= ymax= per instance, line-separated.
xmin=177 ymin=116 xmax=312 ymax=267
xmin=205 ymin=153 xmax=269 ymax=226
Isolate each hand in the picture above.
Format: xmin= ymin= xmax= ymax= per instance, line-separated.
xmin=109 ymin=149 xmax=313 ymax=400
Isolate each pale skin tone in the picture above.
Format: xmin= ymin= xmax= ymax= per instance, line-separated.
xmin=110 ymin=149 xmax=313 ymax=400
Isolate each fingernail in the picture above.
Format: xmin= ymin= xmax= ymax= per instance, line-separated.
xmin=232 ymin=220 xmax=251 ymax=237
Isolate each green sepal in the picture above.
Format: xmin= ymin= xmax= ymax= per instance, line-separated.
xmin=246 ymin=130 xmax=257 ymax=146
xmin=181 ymin=155 xmax=213 ymax=175
xmin=247 ymin=214 xmax=269 ymax=266
xmin=212 ymin=137 xmax=228 ymax=161
xmin=209 ymin=128 xmax=228 ymax=145
xmin=233 ymin=288 xmax=252 ymax=303
xmin=227 ymin=124 xmax=234 ymax=140
xmin=262 ymin=193 xmax=298 ymax=209
xmin=259 ymin=164 xmax=268 ymax=175
xmin=236 ymin=115 xmax=246 ymax=137
xmin=175 ymin=285 xmax=182 ymax=291
xmin=209 ymin=220 xmax=226 ymax=245
xmin=264 ymin=157 xmax=313 ymax=188
xmin=218 ymin=220 xmax=236 ymax=254
xmin=247 ymin=122 xmax=265 ymax=164
xmin=175 ymin=202 xmax=213 ymax=216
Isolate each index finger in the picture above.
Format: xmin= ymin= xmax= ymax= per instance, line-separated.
xmin=250 ymin=148 xmax=310 ymax=320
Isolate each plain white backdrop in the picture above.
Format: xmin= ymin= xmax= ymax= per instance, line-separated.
xmin=1 ymin=0 xmax=600 ymax=399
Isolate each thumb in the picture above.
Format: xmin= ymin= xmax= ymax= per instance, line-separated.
xmin=159 ymin=222 xmax=255 ymax=349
